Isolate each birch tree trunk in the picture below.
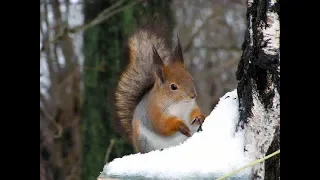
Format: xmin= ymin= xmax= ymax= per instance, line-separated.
xmin=235 ymin=0 xmax=280 ymax=179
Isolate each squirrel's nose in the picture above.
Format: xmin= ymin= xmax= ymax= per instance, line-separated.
xmin=190 ymin=92 xmax=197 ymax=99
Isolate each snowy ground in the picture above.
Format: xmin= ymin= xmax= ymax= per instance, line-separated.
xmin=99 ymin=89 xmax=253 ymax=180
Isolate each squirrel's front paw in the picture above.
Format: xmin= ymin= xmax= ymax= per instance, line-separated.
xmin=178 ymin=123 xmax=191 ymax=137
xmin=191 ymin=114 xmax=206 ymax=125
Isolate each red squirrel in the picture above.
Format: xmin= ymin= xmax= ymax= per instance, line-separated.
xmin=114 ymin=17 xmax=206 ymax=153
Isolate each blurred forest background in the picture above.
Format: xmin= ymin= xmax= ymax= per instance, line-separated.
xmin=40 ymin=0 xmax=247 ymax=180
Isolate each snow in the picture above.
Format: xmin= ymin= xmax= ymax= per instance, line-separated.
xmin=99 ymin=89 xmax=253 ymax=179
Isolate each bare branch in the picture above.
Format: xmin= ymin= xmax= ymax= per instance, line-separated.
xmin=40 ymin=0 xmax=51 ymax=53
xmin=65 ymin=0 xmax=70 ymax=24
xmin=40 ymin=106 xmax=63 ymax=139
xmin=43 ymin=0 xmax=143 ymax=48
xmin=40 ymin=7 xmax=44 ymax=39
xmin=42 ymin=0 xmax=60 ymax=106
xmin=40 ymin=7 xmax=45 ymax=58
xmin=40 ymin=91 xmax=49 ymax=109
xmin=51 ymin=0 xmax=77 ymax=66
xmin=50 ymin=0 xmax=63 ymax=70
xmin=58 ymin=65 xmax=79 ymax=90
xmin=105 ymin=139 xmax=116 ymax=163
xmin=68 ymin=0 xmax=138 ymax=33
xmin=53 ymin=44 xmax=61 ymax=72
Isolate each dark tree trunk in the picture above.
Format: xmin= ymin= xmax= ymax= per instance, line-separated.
xmin=82 ymin=1 xmax=129 ymax=180
xmin=235 ymin=0 xmax=280 ymax=179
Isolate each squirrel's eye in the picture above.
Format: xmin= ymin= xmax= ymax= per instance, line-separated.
xmin=171 ymin=84 xmax=178 ymax=90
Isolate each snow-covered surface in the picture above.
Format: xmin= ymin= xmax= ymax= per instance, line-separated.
xmin=99 ymin=89 xmax=253 ymax=180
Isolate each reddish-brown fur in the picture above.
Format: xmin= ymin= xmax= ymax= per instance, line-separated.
xmin=114 ymin=16 xmax=205 ymax=149
xmin=132 ymin=120 xmax=141 ymax=152
xmin=148 ymin=100 xmax=187 ymax=136
xmin=190 ymin=107 xmax=206 ymax=123
xmin=114 ymin=17 xmax=171 ymax=143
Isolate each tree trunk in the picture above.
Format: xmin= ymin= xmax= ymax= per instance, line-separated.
xmin=235 ymin=0 xmax=280 ymax=179
xmin=82 ymin=1 xmax=127 ymax=180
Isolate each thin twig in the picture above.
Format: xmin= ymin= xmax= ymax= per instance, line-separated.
xmin=46 ymin=0 xmax=143 ymax=46
xmin=104 ymin=139 xmax=116 ymax=163
xmin=58 ymin=66 xmax=78 ymax=90
xmin=217 ymin=149 xmax=280 ymax=180
xmin=73 ymin=0 xmax=134 ymax=32
xmin=40 ymin=106 xmax=63 ymax=138
xmin=40 ymin=91 xmax=49 ymax=109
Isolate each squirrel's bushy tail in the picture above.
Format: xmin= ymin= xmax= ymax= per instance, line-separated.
xmin=114 ymin=16 xmax=172 ymax=143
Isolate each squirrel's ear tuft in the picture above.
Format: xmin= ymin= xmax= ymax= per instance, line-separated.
xmin=172 ymin=34 xmax=184 ymax=65
xmin=152 ymin=45 xmax=164 ymax=67
xmin=152 ymin=45 xmax=165 ymax=84
xmin=154 ymin=65 xmax=165 ymax=84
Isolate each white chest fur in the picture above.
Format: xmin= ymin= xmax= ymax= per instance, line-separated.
xmin=139 ymin=99 xmax=200 ymax=150
xmin=167 ymin=99 xmax=196 ymax=123
xmin=167 ymin=99 xmax=200 ymax=135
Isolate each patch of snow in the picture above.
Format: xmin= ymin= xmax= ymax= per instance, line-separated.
xmin=101 ymin=89 xmax=253 ymax=179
